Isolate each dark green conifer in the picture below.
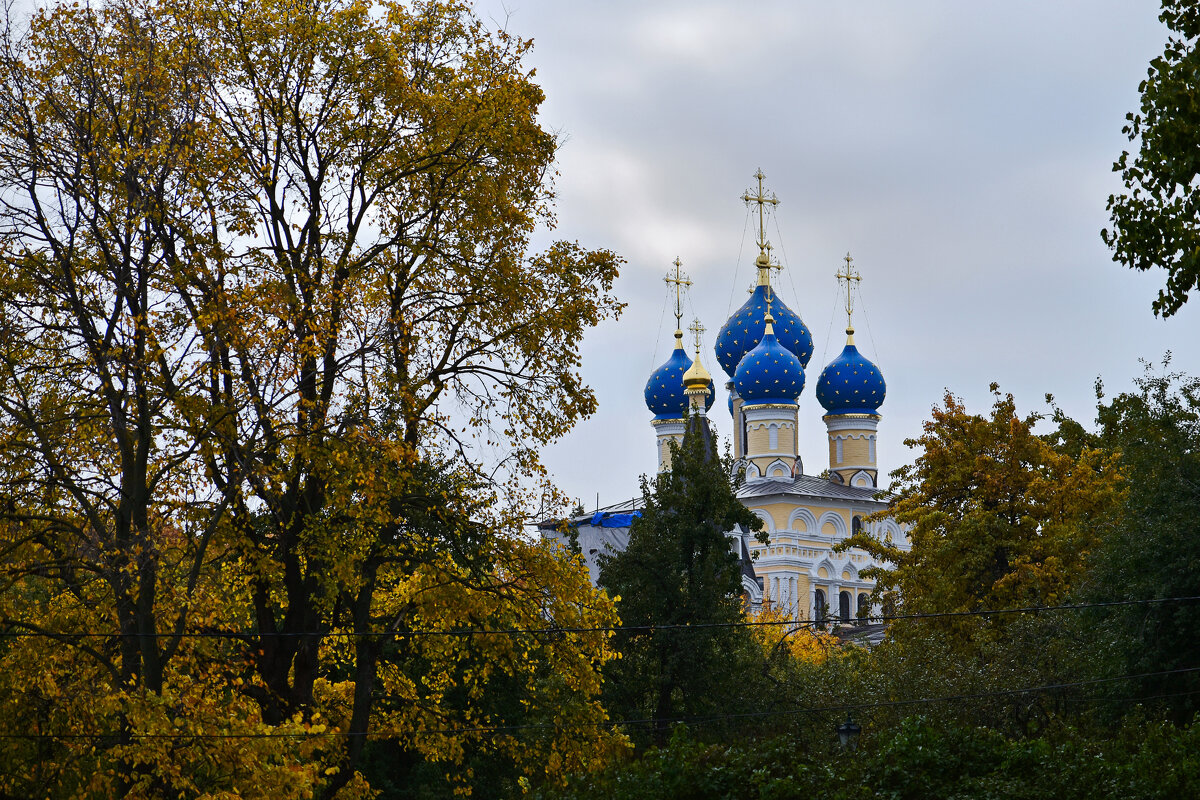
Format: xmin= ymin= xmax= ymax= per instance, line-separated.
xmin=598 ymin=416 xmax=763 ymax=744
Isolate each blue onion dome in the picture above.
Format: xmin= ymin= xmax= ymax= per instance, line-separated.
xmin=733 ymin=313 xmax=806 ymax=405
xmin=715 ymin=279 xmax=814 ymax=379
xmin=727 ymin=391 xmax=734 ymax=417
xmin=816 ymin=327 xmax=886 ymax=414
xmin=644 ymin=331 xmax=693 ymax=419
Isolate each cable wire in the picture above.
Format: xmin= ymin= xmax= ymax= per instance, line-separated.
xmin=855 ymin=277 xmax=883 ymax=363
xmin=3 ymin=595 xmax=1197 ymax=640
xmin=725 ymin=206 xmax=752 ymax=317
xmin=770 ymin=207 xmax=805 ymax=318
xmin=4 ymin=666 xmax=1197 ymax=741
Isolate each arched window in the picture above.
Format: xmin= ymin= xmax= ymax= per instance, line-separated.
xmin=857 ymin=593 xmax=869 ymax=625
xmin=839 ymin=591 xmax=851 ymax=623
xmin=852 ymin=515 xmax=862 ymax=535
xmin=814 ymin=589 xmax=827 ymax=622
xmin=768 ymin=423 xmax=779 ymax=450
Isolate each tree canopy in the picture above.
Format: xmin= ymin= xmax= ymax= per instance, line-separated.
xmin=1082 ymin=360 xmax=1200 ymax=721
xmin=0 ymin=0 xmax=623 ymax=795
xmin=1104 ymin=0 xmax=1200 ymax=317
xmin=846 ymin=386 xmax=1125 ymax=632
xmin=598 ymin=419 xmax=763 ymax=745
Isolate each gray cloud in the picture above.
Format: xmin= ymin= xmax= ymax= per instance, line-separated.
xmin=487 ymin=1 xmax=1196 ymax=510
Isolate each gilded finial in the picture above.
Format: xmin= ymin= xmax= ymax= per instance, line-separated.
xmin=763 ymin=290 xmax=776 ymax=334
xmin=836 ymin=251 xmax=862 ymax=343
xmin=682 ymin=316 xmax=712 ymax=396
xmin=664 ymin=257 xmax=692 ymax=342
xmin=742 ymin=169 xmax=782 ymax=288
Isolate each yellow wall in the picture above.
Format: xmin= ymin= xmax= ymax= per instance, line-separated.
xmin=746 ymin=421 xmax=795 ymax=456
xmin=747 ymin=501 xmax=852 ymax=535
xmin=656 ymin=432 xmax=683 ymax=472
xmin=827 ymin=431 xmax=873 ymax=467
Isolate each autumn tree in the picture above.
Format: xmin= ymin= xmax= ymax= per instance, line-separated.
xmin=0 ymin=0 xmax=623 ymax=795
xmin=598 ymin=419 xmax=763 ymax=745
xmin=845 ymin=386 xmax=1125 ymax=637
xmin=1103 ymin=0 xmax=1200 ymax=317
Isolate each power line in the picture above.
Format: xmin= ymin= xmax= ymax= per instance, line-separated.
xmin=3 ymin=666 xmax=1197 ymax=742
xmin=3 ymin=595 xmax=1195 ymax=640
xmin=725 ymin=205 xmax=753 ymax=317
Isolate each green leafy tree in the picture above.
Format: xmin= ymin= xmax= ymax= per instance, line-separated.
xmin=1104 ymin=0 xmax=1200 ymax=317
xmin=1083 ymin=360 xmax=1200 ymax=721
xmin=597 ymin=418 xmax=763 ymax=745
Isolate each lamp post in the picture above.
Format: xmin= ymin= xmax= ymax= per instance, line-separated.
xmin=837 ymin=714 xmax=861 ymax=752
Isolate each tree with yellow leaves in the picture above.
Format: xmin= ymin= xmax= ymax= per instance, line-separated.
xmin=0 ymin=0 xmax=623 ymax=795
xmin=844 ymin=386 xmax=1125 ymax=639
xmin=751 ymin=601 xmax=840 ymax=666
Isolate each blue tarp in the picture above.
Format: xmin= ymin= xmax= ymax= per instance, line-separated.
xmin=585 ymin=510 xmax=642 ymax=528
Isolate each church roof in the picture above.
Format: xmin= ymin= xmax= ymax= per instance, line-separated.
xmin=737 ymin=474 xmax=890 ymax=505
xmin=733 ymin=314 xmax=806 ymax=406
xmin=816 ymin=331 xmax=886 ymax=415
xmin=539 ymin=473 xmax=888 ymax=532
xmin=715 ymin=285 xmax=813 ymax=379
xmin=644 ymin=335 xmax=693 ymax=419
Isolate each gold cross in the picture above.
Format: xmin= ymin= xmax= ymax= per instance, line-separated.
xmin=741 ymin=168 xmax=779 ymax=257
xmin=764 ymin=242 xmax=783 ymax=277
xmin=836 ymin=251 xmax=862 ymax=326
xmin=688 ymin=317 xmax=705 ymax=355
xmin=664 ymin=257 xmax=691 ymax=328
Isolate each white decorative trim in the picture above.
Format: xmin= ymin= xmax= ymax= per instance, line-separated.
xmin=765 ymin=458 xmax=792 ymax=479
xmin=818 ymin=511 xmax=848 ymax=539
xmin=749 ymin=507 xmax=774 ymax=533
xmin=787 ymin=508 xmax=818 ymax=535
xmin=850 ymin=470 xmax=875 ymax=489
xmin=824 ymin=415 xmax=880 ymax=433
xmin=743 ymin=405 xmax=798 ymax=423
xmin=651 ymin=419 xmax=687 ymax=435
xmin=742 ymin=574 xmax=762 ymax=603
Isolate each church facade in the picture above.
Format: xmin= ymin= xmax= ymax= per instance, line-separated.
xmin=541 ymin=171 xmax=909 ymax=624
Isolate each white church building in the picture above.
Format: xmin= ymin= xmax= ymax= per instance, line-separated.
xmin=540 ymin=171 xmax=909 ymax=624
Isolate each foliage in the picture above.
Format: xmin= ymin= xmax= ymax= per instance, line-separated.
xmin=1082 ymin=359 xmax=1200 ymax=721
xmin=845 ymin=386 xmax=1124 ymax=639
xmin=0 ymin=0 xmax=623 ymax=795
xmin=1103 ymin=0 xmax=1200 ymax=317
xmin=597 ymin=419 xmax=763 ymax=745
xmin=751 ymin=601 xmax=840 ymax=666
xmin=534 ymin=714 xmax=1200 ymax=800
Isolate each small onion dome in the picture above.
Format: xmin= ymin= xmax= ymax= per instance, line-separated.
xmin=714 ymin=284 xmax=814 ymax=379
xmin=816 ymin=328 xmax=886 ymax=414
xmin=733 ymin=314 xmax=806 ymax=406
xmin=681 ymin=357 xmax=717 ymax=411
xmin=644 ymin=331 xmax=693 ymax=419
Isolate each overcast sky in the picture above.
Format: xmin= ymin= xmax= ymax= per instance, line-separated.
xmin=482 ymin=1 xmax=1192 ymax=511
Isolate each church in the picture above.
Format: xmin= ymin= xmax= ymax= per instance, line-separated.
xmin=540 ymin=171 xmax=910 ymax=624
